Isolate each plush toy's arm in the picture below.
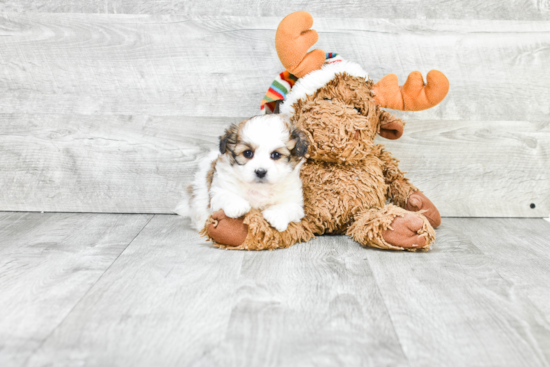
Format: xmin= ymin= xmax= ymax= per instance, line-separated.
xmin=377 ymin=147 xmax=418 ymax=208
xmin=201 ymin=209 xmax=315 ymax=251
xmin=377 ymin=147 xmax=441 ymax=228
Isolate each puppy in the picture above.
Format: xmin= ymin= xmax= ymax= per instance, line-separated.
xmin=175 ymin=114 xmax=309 ymax=232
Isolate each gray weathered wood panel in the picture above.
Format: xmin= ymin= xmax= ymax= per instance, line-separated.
xmin=382 ymin=119 xmax=550 ymax=218
xmin=364 ymin=218 xmax=550 ymax=367
xmin=1 ymin=114 xmax=548 ymax=216
xmin=0 ymin=15 xmax=549 ymax=122
xmin=0 ymin=13 xmax=548 ymax=215
xmin=1 ymin=0 xmax=550 ymax=20
xmin=456 ymin=218 xmax=550 ymax=316
xmin=6 ymin=215 xmax=546 ymax=367
xmin=0 ymin=212 xmax=152 ymax=367
xmin=458 ymin=219 xmax=550 ymax=364
xmin=0 ymin=114 xmax=234 ymax=213
xmin=26 ymin=215 xmax=251 ymax=367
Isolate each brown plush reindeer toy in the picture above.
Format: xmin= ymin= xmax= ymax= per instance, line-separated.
xmin=204 ymin=11 xmax=449 ymax=251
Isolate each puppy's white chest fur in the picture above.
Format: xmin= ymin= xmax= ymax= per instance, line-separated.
xmin=245 ymin=186 xmax=277 ymax=209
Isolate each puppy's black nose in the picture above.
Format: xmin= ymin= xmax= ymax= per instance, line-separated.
xmin=255 ymin=169 xmax=267 ymax=178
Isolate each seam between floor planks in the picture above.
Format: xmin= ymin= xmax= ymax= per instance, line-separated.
xmin=18 ymin=214 xmax=155 ymax=366
xmin=363 ymin=254 xmax=412 ymax=367
xmin=2 ymin=214 xmax=550 ymax=366
xmin=0 ymin=212 xmax=157 ymax=366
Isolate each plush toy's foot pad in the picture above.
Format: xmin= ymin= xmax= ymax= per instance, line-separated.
xmin=347 ymin=204 xmax=435 ymax=251
xmin=382 ymin=214 xmax=428 ymax=249
xmin=405 ymin=191 xmax=442 ymax=228
xmin=203 ymin=209 xmax=315 ymax=251
xmin=205 ymin=210 xmax=248 ymax=247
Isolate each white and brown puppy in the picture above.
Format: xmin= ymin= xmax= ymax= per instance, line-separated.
xmin=176 ymin=114 xmax=309 ymax=232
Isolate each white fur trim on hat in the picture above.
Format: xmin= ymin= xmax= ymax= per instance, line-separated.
xmin=279 ymin=60 xmax=369 ymax=115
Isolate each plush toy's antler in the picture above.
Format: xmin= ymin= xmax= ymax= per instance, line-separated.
xmin=373 ymin=70 xmax=449 ymax=111
xmin=275 ymin=11 xmax=326 ymax=78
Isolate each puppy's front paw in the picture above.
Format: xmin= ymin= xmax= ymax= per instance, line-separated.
xmin=262 ymin=208 xmax=291 ymax=232
xmin=222 ymin=200 xmax=251 ymax=219
xmin=289 ymin=206 xmax=305 ymax=223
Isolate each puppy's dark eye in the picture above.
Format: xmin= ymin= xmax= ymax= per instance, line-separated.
xmin=270 ymin=151 xmax=281 ymax=160
xmin=243 ymin=150 xmax=254 ymax=159
xmin=354 ymin=107 xmax=362 ymax=114
xmin=324 ymin=98 xmax=332 ymax=101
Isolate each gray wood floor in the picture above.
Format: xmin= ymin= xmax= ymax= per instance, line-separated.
xmin=1 ymin=2 xmax=548 ymax=366
xmin=1 ymin=212 xmax=549 ymax=367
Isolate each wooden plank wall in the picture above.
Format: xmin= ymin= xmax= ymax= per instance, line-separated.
xmin=0 ymin=2 xmax=548 ymax=216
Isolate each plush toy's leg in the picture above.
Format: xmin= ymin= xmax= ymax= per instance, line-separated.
xmin=347 ymin=204 xmax=435 ymax=251
xmin=378 ymin=148 xmax=441 ymax=229
xmin=202 ymin=209 xmax=315 ymax=251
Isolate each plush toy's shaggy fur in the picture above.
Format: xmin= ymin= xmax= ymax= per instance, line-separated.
xmin=202 ymin=11 xmax=448 ymax=252
xmin=205 ymin=73 xmax=438 ymax=251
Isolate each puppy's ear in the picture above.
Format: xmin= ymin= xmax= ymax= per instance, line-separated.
xmin=288 ymin=128 xmax=309 ymax=157
xmin=219 ymin=124 xmax=238 ymax=154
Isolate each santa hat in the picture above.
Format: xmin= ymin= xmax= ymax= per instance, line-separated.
xmin=261 ymin=53 xmax=369 ymax=115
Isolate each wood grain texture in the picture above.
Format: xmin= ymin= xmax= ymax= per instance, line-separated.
xmin=3 ymin=215 xmax=545 ymax=367
xmin=26 ymin=215 xmax=406 ymax=366
xmin=0 ymin=212 xmax=152 ymax=367
xmin=0 ymin=14 xmax=548 ymax=215
xmin=1 ymin=0 xmax=550 ymax=20
xmin=205 ymin=237 xmax=407 ymax=366
xmin=0 ymin=114 xmax=235 ymax=213
xmin=381 ymin=119 xmax=550 ymax=217
xmin=363 ymin=218 xmax=550 ymax=367
xmin=0 ymin=14 xmax=549 ymax=122
xmin=1 ymin=114 xmax=548 ymax=216
xmin=457 ymin=218 xmax=550 ymax=317
xmin=26 ymin=215 xmax=251 ymax=367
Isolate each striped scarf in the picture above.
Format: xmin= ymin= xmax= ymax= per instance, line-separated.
xmin=261 ymin=52 xmax=341 ymax=114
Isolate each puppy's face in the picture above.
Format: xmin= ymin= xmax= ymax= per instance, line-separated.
xmin=219 ymin=115 xmax=308 ymax=185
